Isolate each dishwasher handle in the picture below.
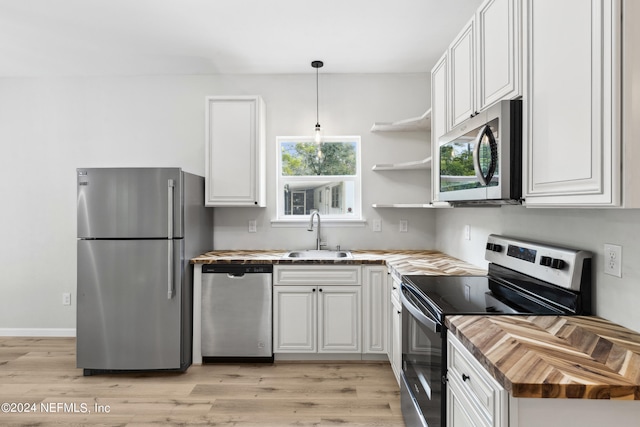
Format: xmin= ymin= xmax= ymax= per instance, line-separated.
xmin=227 ymin=272 xmax=245 ymax=278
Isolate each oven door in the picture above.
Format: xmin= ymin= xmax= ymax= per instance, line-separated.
xmin=400 ymin=285 xmax=443 ymax=427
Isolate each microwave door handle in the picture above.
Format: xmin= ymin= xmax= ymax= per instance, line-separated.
xmin=400 ymin=292 xmax=440 ymax=333
xmin=472 ymin=125 xmax=498 ymax=186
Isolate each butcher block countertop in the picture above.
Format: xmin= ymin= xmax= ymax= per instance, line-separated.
xmin=191 ymin=249 xmax=487 ymax=276
xmin=447 ymin=315 xmax=640 ymax=400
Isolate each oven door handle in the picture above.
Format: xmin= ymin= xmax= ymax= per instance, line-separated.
xmin=401 ymin=292 xmax=441 ymax=333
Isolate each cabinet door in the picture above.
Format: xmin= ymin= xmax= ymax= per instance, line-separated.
xmin=205 ymin=96 xmax=266 ymax=207
xmin=431 ymin=52 xmax=448 ymax=203
xmin=449 ymin=18 xmax=476 ymax=129
xmin=523 ymin=0 xmax=620 ymax=206
xmin=363 ymin=266 xmax=388 ymax=354
xmin=477 ymin=0 xmax=521 ymax=110
xmin=318 ymin=286 xmax=361 ymax=353
xmin=390 ymin=294 xmax=402 ymax=386
xmin=273 ymin=286 xmax=317 ymax=353
xmin=447 ymin=379 xmax=490 ymax=427
xmin=447 ymin=333 xmax=507 ymax=427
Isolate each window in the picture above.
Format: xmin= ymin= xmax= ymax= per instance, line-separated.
xmin=276 ymin=136 xmax=361 ymax=221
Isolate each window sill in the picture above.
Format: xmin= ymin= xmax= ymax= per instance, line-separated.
xmin=270 ymin=218 xmax=367 ymax=228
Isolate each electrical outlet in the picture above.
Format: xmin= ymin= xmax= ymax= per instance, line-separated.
xmin=604 ymin=244 xmax=622 ymax=278
xmin=399 ymin=220 xmax=408 ymax=233
xmin=62 ymin=293 xmax=71 ymax=306
xmin=248 ymin=220 xmax=257 ymax=233
xmin=464 ymin=225 xmax=471 ymax=241
xmin=372 ymin=219 xmax=382 ymax=232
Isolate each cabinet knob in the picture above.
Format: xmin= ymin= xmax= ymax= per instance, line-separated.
xmin=462 ymin=374 xmax=470 ymax=382
xmin=319 ymin=288 xmax=323 ymax=292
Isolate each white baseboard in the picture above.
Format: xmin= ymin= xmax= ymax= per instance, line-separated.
xmin=0 ymin=328 xmax=76 ymax=337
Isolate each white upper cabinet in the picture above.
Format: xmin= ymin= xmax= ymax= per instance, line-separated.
xmin=477 ymin=0 xmax=522 ymax=110
xmin=431 ymin=52 xmax=448 ymax=203
xmin=448 ymin=0 xmax=522 ymax=130
xmin=449 ymin=18 xmax=476 ymax=129
xmin=431 ymin=53 xmax=449 ymax=142
xmin=205 ymin=96 xmax=266 ymax=207
xmin=522 ymin=0 xmax=623 ymax=207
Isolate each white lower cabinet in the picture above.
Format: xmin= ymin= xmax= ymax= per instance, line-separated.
xmin=363 ymin=266 xmax=388 ymax=354
xmin=318 ymin=286 xmax=361 ymax=352
xmin=448 ymin=331 xmax=640 ymax=427
xmin=388 ymin=269 xmax=402 ymax=386
xmin=390 ymin=290 xmax=402 ymax=386
xmin=273 ymin=285 xmax=317 ymax=352
xmin=273 ymin=266 xmax=361 ymax=355
xmin=447 ymin=333 xmax=507 ymax=427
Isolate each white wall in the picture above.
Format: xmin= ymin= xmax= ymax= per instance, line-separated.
xmin=435 ymin=206 xmax=640 ymax=332
xmin=210 ymin=74 xmax=435 ymax=250
xmin=0 ymin=73 xmax=435 ymax=330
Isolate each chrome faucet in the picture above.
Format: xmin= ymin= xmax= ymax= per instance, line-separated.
xmin=308 ymin=210 xmax=324 ymax=250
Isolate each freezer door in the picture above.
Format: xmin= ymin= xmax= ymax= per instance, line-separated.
xmin=77 ymin=239 xmax=184 ymax=370
xmin=77 ymin=168 xmax=183 ymax=239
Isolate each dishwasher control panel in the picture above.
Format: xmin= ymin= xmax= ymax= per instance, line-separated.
xmin=202 ymin=264 xmax=273 ymax=274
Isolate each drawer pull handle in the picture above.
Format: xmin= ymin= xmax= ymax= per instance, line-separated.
xmin=462 ymin=374 xmax=470 ymax=382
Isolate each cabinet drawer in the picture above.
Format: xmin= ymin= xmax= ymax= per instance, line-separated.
xmin=274 ymin=265 xmax=361 ymax=286
xmin=448 ymin=333 xmax=505 ymax=425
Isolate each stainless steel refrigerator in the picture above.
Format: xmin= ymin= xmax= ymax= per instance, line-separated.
xmin=76 ymin=167 xmax=213 ymax=375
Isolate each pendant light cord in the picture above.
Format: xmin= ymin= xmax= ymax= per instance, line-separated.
xmin=312 ymin=60 xmax=323 ymax=128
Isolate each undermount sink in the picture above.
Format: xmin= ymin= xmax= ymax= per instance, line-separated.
xmin=282 ymin=250 xmax=353 ymax=260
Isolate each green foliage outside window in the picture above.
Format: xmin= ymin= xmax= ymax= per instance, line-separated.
xmin=282 ymin=142 xmax=357 ymax=176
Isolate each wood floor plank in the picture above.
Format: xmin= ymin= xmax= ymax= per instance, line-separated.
xmin=0 ymin=337 xmax=405 ymax=426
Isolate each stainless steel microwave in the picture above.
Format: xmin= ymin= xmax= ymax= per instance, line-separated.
xmin=435 ymin=100 xmax=522 ymax=205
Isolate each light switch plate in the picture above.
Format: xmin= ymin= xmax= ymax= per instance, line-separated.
xmin=372 ymin=219 xmax=382 ymax=232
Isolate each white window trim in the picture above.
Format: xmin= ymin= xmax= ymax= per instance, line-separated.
xmin=274 ymin=135 xmax=363 ymax=226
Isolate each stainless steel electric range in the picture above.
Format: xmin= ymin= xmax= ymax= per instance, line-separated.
xmin=399 ymin=234 xmax=592 ymax=427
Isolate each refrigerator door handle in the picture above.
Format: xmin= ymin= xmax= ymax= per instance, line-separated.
xmin=167 ymin=179 xmax=175 ymax=299
xmin=167 ymin=179 xmax=175 ymax=239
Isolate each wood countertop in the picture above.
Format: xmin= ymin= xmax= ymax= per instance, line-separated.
xmin=447 ymin=315 xmax=640 ymax=400
xmin=190 ymin=249 xmax=487 ymax=276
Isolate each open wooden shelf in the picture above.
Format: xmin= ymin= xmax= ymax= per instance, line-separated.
xmin=372 ymin=157 xmax=431 ymax=171
xmin=370 ymin=109 xmax=431 ymax=132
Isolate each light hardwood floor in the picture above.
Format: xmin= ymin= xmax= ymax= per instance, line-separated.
xmin=0 ymin=337 xmax=405 ymax=426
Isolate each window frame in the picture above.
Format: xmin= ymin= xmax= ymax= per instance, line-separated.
xmin=275 ymin=135 xmax=363 ymax=223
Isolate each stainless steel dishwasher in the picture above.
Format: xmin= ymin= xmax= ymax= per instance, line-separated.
xmin=201 ymin=264 xmax=273 ymax=362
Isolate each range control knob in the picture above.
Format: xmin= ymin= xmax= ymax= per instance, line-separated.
xmin=486 ymin=243 xmax=503 ymax=252
xmin=551 ymin=258 xmax=565 ymax=270
xmin=540 ymin=256 xmax=552 ymax=267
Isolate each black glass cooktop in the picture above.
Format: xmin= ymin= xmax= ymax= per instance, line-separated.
xmin=402 ymin=271 xmax=575 ymax=320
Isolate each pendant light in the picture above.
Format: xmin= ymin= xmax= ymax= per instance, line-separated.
xmin=312 ymin=60 xmax=324 ymax=145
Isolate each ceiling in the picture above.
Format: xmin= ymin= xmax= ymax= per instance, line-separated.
xmin=0 ymin=0 xmax=483 ymax=77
